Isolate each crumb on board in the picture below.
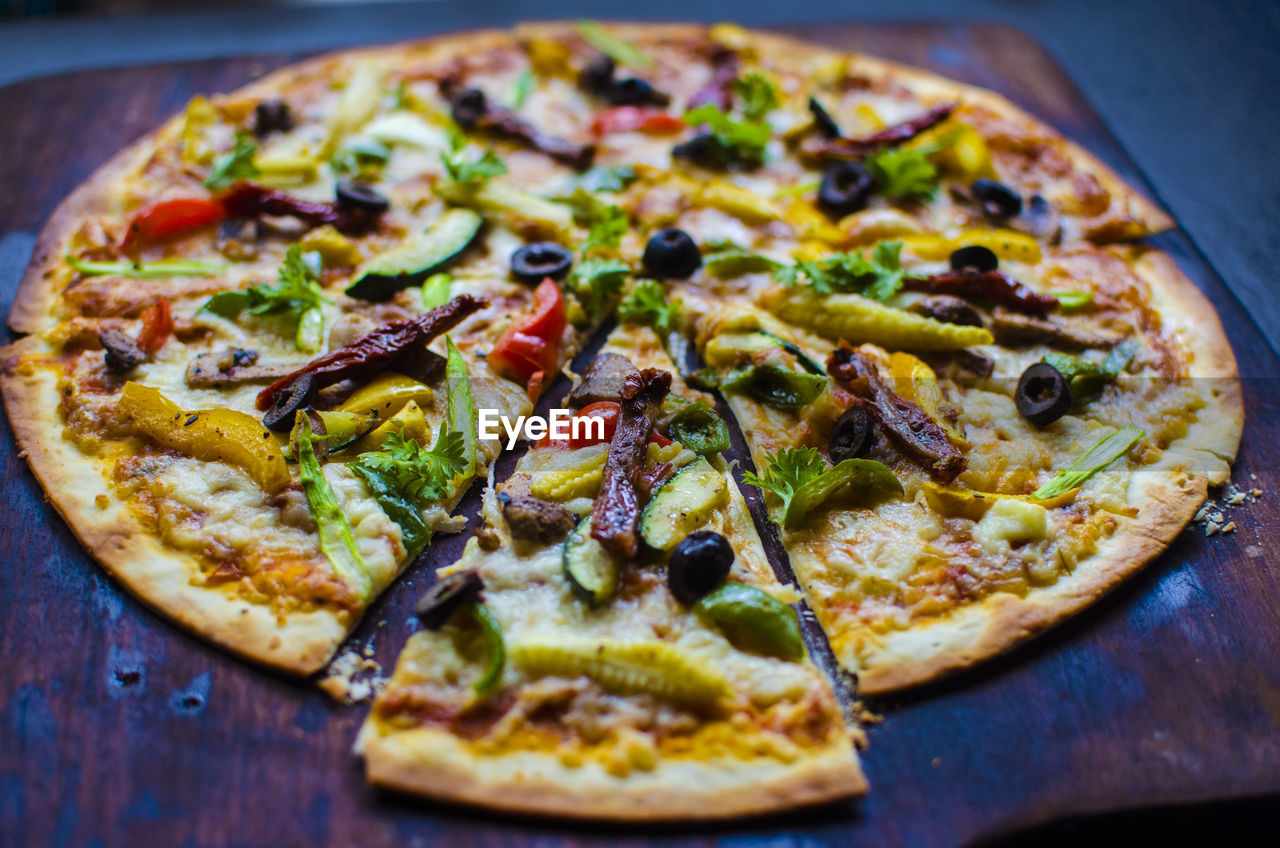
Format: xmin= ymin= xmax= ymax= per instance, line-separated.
xmin=1193 ymin=480 xmax=1262 ymax=537
xmin=318 ymin=650 xmax=386 ymax=704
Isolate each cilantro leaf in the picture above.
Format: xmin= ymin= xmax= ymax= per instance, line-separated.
xmin=202 ymin=245 xmax=330 ymax=348
xmin=618 ymin=279 xmax=678 ymax=334
xmin=441 ymin=128 xmax=507 ymax=184
xmin=864 ymin=146 xmax=939 ymax=202
xmin=776 ymin=241 xmax=905 ymax=300
xmin=570 ymin=257 xmax=631 ymax=316
xmin=733 ymin=72 xmax=779 ymax=121
xmin=355 ymin=421 xmax=467 ymax=504
xmin=575 ymin=164 xmax=637 ymax=193
xmin=579 ymin=204 xmax=628 ymax=256
xmin=682 ymin=104 xmax=771 ymax=168
xmin=204 ymin=131 xmax=260 ymax=190
xmin=744 ymin=447 xmax=902 ymax=529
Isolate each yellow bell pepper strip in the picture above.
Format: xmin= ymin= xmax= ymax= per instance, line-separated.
xmin=909 ymin=120 xmax=995 ymax=181
xmin=899 ymin=228 xmax=1042 ymax=265
xmin=118 ymin=382 xmax=290 ymax=492
xmin=294 ymin=414 xmax=373 ymax=600
xmin=299 ymin=226 xmax=362 ymax=268
xmin=1032 ymin=426 xmax=1145 ymax=501
xmin=444 ymin=337 xmax=477 ymax=479
xmin=888 ymin=352 xmax=968 ymax=446
xmin=695 ymin=179 xmax=782 ymax=224
xmin=348 ymin=399 xmax=429 ymax=455
xmin=921 ymin=481 xmax=1078 ymax=521
xmin=762 ymin=289 xmax=993 ymax=350
xmin=335 ymin=372 xmax=434 ymax=423
xmin=255 ymin=154 xmax=321 ymax=187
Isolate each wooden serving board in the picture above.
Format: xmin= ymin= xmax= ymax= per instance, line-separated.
xmin=1 ymin=22 xmax=1277 ymax=848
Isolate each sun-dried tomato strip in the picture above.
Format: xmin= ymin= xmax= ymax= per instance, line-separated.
xmin=804 ymin=103 xmax=955 ymax=159
xmin=904 ymin=269 xmax=1059 ymax=316
xmin=827 ymin=345 xmax=966 ymax=481
xmin=590 ymin=368 xmax=672 ymax=557
xmin=255 ymin=295 xmax=485 ymax=410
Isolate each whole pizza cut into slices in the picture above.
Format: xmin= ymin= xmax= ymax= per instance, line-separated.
xmin=360 ymin=326 xmax=866 ymax=819
xmin=0 ymin=18 xmax=1244 ymax=821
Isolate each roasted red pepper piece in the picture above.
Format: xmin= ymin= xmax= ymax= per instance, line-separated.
xmin=123 ymin=198 xmax=227 ymax=254
xmin=218 ymin=181 xmax=380 ymax=236
xmin=255 ymin=295 xmax=486 ymax=410
xmin=589 ymin=107 xmax=687 ymax=137
xmin=827 ymin=345 xmax=965 ymax=481
xmin=487 ymin=279 xmax=566 ymax=396
xmin=537 ymin=400 xmax=673 ymax=450
xmin=135 ymin=297 xmax=174 ymax=354
xmin=903 ymin=269 xmax=1059 ymax=316
xmin=804 ymin=103 xmax=955 ymax=160
xmin=591 ymin=369 xmax=672 ymax=557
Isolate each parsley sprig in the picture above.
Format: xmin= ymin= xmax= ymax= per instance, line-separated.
xmin=864 ymin=146 xmax=939 ymax=202
xmin=744 ymin=446 xmax=902 ymax=529
xmin=202 ymin=245 xmax=330 ymax=349
xmin=682 ymin=104 xmax=771 ymax=168
xmin=355 ymin=422 xmax=467 ymax=504
xmin=204 ymin=131 xmax=259 ymax=190
xmin=441 ymin=128 xmax=507 ymax=184
xmin=774 ymin=241 xmax=905 ymax=301
xmin=733 ymin=72 xmax=780 ymax=121
xmin=618 ymin=279 xmax=678 ymax=335
xmin=556 ymin=189 xmax=632 ymax=315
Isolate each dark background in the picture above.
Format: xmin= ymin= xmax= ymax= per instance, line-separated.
xmin=1 ymin=3 xmax=1278 ymax=848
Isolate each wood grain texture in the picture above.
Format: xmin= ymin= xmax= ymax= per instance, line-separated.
xmin=0 ymin=23 xmax=1277 ymax=848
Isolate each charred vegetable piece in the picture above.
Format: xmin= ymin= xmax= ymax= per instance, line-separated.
xmin=903 ymin=269 xmax=1058 ymax=316
xmin=500 ymin=492 xmax=576 ymax=545
xmin=563 ymin=516 xmax=621 ymax=607
xmin=415 ymin=571 xmax=484 ymax=630
xmin=186 ymin=349 xmax=292 ymax=388
xmin=99 ymin=328 xmax=146 ymax=374
xmin=288 ymin=409 xmax=377 ymax=455
xmin=591 ymin=368 xmax=672 ymax=557
xmin=578 ymin=53 xmax=616 ymax=93
xmin=989 ymin=308 xmax=1116 ymax=350
xmin=1015 ymin=362 xmax=1072 ymax=426
xmin=566 ymin=352 xmax=640 ymax=408
xmin=1032 ymin=425 xmax=1145 ymax=501
xmin=667 ymin=401 xmax=731 ymax=455
xmin=827 ymin=346 xmax=966 ymax=481
xmin=294 ymin=413 xmax=372 ymax=599
xmin=256 ymin=295 xmax=485 ymax=411
xmin=346 ymin=208 xmax=482 ymax=300
xmin=448 ymin=86 xmax=595 ymax=171
xmin=510 ymin=637 xmax=729 ymax=707
xmin=721 ymin=365 xmax=827 ymax=410
xmin=804 ymin=103 xmax=954 ymax=159
xmin=908 ymin=295 xmax=984 ymax=327
xmin=638 ymin=458 xmax=728 ymax=551
xmin=828 ymin=404 xmax=875 ymax=461
xmin=605 ymin=77 xmax=670 ymax=107
xmin=667 ymin=530 xmax=734 ymax=605
xmin=694 ymin=583 xmax=805 ymax=661
xmin=1043 ymin=344 xmax=1135 ymax=405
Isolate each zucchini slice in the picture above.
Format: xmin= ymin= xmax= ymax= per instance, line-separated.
xmin=639 ymin=457 xmax=728 ymax=552
xmin=345 ymin=208 xmax=482 ymax=300
xmin=563 ymin=516 xmax=621 ymax=606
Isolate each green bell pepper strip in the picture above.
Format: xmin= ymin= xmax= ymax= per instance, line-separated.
xmin=295 ymin=415 xmax=373 ymax=600
xmin=784 ymin=458 xmax=903 ymax=530
xmin=667 ymin=401 xmax=731 ymax=456
xmin=464 ymin=601 xmax=506 ymax=694
xmin=67 ymin=257 xmax=225 ymax=278
xmin=445 ymin=336 xmax=477 ymax=478
xmin=721 ymin=364 xmax=828 ymax=410
xmin=694 ymin=583 xmax=805 ymax=661
xmin=1032 ymin=425 xmax=1145 ymax=501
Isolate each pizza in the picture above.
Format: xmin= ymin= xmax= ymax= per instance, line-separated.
xmin=0 ymin=20 xmax=1240 ymax=819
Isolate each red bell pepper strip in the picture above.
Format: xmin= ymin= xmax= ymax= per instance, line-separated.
xmin=123 ymin=198 xmax=226 ymax=254
xmin=589 ymin=107 xmax=687 ymax=138
xmin=135 ymin=297 xmax=174 ymax=354
xmin=256 ymin=295 xmax=487 ymax=410
xmin=487 ymin=279 xmax=566 ymax=395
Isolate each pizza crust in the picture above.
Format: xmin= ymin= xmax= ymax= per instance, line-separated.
xmin=360 ymin=722 xmax=866 ymax=821
xmin=0 ymin=339 xmax=349 ymax=674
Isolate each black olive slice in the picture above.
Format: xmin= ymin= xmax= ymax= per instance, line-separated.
xmin=668 ymin=530 xmax=734 ymax=606
xmin=262 ymin=372 xmax=315 ymax=432
xmin=828 ymin=404 xmax=875 ymax=462
xmin=949 ymin=244 xmax=999 ymax=273
xmin=1015 ymin=362 xmax=1072 ymax=426
xmin=671 ymin=132 xmax=721 ymax=168
xmin=579 ymin=53 xmax=616 ymax=94
xmin=450 ymin=88 xmax=488 ymax=130
xmin=606 ymin=77 xmax=669 ymax=107
xmin=808 ymin=96 xmax=843 ymax=139
xmin=818 ymin=161 xmax=874 ymax=218
xmin=510 ymin=242 xmax=574 ymax=285
xmin=642 ymin=228 xmax=701 ymax=279
xmin=335 ymin=181 xmax=391 ymax=215
xmin=972 ymin=178 xmax=1024 ymax=218
xmin=253 ymin=99 xmax=293 ymax=137
xmin=414 ymin=570 xmax=484 ymax=631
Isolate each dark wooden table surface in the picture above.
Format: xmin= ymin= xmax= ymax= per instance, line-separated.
xmin=1 ymin=23 xmax=1277 ymax=848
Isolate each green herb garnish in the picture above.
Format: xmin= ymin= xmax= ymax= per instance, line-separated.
xmin=775 ymin=241 xmax=905 ymax=300
xmin=733 ymin=72 xmax=780 ymax=121
xmin=682 ymin=104 xmax=771 ymax=168
xmin=204 ymin=131 xmax=259 ymax=190
xmin=744 ymin=447 xmax=902 ymax=529
xmin=570 ymin=258 xmax=631 ymax=316
xmin=355 ymin=421 xmax=468 ymax=504
xmin=201 ymin=245 xmax=329 ymax=350
xmin=864 ymin=146 xmax=939 ymax=202
xmin=441 ymin=128 xmax=508 ymax=184
xmin=618 ymin=278 xmax=678 ymax=334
